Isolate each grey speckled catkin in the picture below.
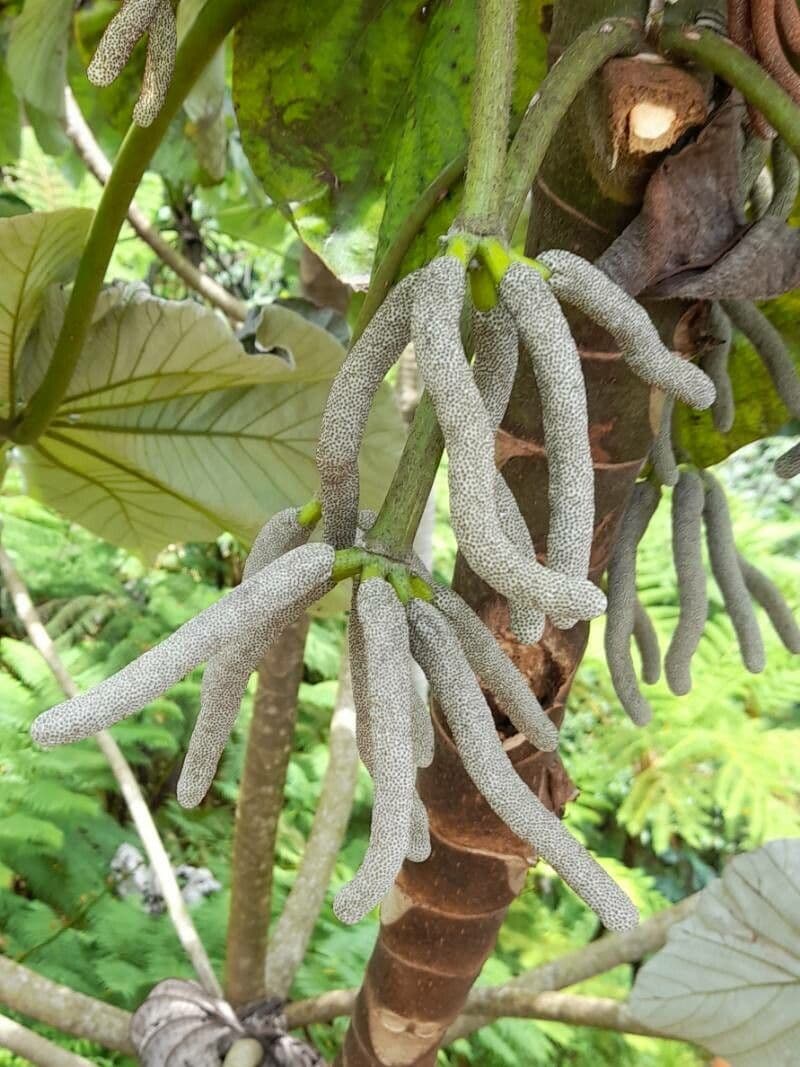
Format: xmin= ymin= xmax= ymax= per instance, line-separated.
xmin=775 ymin=440 xmax=800 ymax=479
xmin=723 ymin=300 xmax=800 ymax=419
xmin=738 ymin=553 xmax=800 ymax=653
xmin=177 ymin=508 xmax=313 ymax=808
xmin=31 ymin=544 xmax=335 ymax=746
xmin=316 ymin=272 xmax=417 ymax=548
xmin=702 ymin=472 xmax=765 ymax=673
xmin=633 ymin=600 xmax=661 ymax=686
xmin=471 ymin=303 xmax=545 ymax=642
xmin=334 ymin=579 xmax=415 ymax=923
xmin=605 ymin=481 xmax=661 ymax=725
xmin=431 ymin=583 xmax=558 ymax=752
xmin=87 ymin=0 xmax=175 ymax=128
xmin=540 ymin=249 xmax=715 ymax=410
xmin=499 ymin=261 xmax=594 ymax=630
xmin=413 ymin=256 xmax=605 ymax=623
xmin=407 ymin=599 xmax=638 ymax=932
xmin=664 ymin=471 xmax=708 ymax=696
xmin=702 ymin=304 xmax=735 ymax=434
xmin=651 ymin=396 xmax=678 ymax=487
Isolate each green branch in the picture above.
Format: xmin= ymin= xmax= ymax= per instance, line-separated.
xmin=461 ymin=0 xmax=519 ymax=233
xmin=13 ymin=0 xmax=258 ymax=445
xmin=658 ymin=23 xmax=800 ymax=159
xmin=501 ymin=17 xmax=643 ymax=232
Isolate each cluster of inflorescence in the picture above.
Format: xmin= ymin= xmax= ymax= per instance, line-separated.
xmin=87 ymin=0 xmax=177 ymax=127
xmin=32 ymin=232 xmax=721 ymax=932
xmin=606 ymin=469 xmax=800 ymax=724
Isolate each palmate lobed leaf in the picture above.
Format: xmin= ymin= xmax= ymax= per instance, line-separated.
xmin=232 ymin=0 xmax=547 ymax=283
xmin=629 ymin=839 xmax=800 ymax=1066
xmin=12 ymin=281 xmax=404 ymax=559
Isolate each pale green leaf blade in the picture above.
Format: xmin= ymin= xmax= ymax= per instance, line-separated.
xmin=0 ymin=208 xmax=92 ymax=418
xmin=18 ymin=290 xmax=404 ymax=557
xmin=629 ymin=839 xmax=800 ymax=1065
xmin=6 ymin=0 xmax=72 ymax=123
xmin=16 ymin=435 xmax=224 ymax=561
xmin=177 ymin=0 xmax=228 ymax=182
xmin=19 ymin=286 xmax=342 ymax=413
xmin=0 ymin=61 xmax=22 ymax=165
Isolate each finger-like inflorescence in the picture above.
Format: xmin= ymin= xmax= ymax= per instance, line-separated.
xmin=413 ymin=255 xmax=605 ymax=624
xmin=407 ymin=598 xmax=638 ymax=932
xmin=737 ymin=553 xmax=800 ymax=653
xmin=177 ymin=508 xmax=315 ymax=808
xmin=664 ymin=471 xmax=708 ymax=696
xmin=471 ymin=303 xmax=545 ymax=643
xmin=701 ymin=304 xmax=735 ymax=434
xmin=539 ymin=249 xmax=716 ymax=411
xmin=87 ymin=0 xmax=176 ymax=128
xmin=723 ymin=300 xmax=800 ymax=419
xmin=349 ymin=584 xmax=432 ymax=871
xmin=498 ymin=261 xmax=594 ymax=630
xmin=430 ymin=582 xmax=559 ymax=752
xmin=334 ymin=579 xmax=416 ymax=924
xmin=316 ymin=273 xmax=417 ymax=548
xmin=31 ymin=543 xmax=335 ymax=745
xmin=651 ymin=396 xmax=678 ymax=487
xmin=775 ymin=440 xmax=800 ymax=479
xmin=605 ymin=481 xmax=661 ymax=725
xmin=702 ymin=472 xmax=766 ymax=673
xmin=633 ymin=599 xmax=661 ymax=686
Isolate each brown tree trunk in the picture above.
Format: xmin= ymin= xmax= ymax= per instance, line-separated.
xmin=338 ymin=4 xmax=703 ymax=1062
xmin=225 ymin=612 xmax=310 ymax=1006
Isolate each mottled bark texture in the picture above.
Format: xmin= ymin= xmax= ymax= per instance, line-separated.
xmin=226 ymin=612 xmax=310 ymax=1006
xmin=337 ymin=5 xmax=705 ymax=1063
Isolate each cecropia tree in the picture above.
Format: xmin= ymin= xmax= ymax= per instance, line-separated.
xmin=2 ymin=0 xmax=800 ymax=1065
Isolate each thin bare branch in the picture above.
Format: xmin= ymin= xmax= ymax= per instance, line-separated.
xmin=283 ymin=894 xmax=698 ymax=1038
xmin=0 ymin=1013 xmax=96 ymax=1067
xmin=0 ymin=542 xmax=222 ymax=998
xmin=63 ymin=88 xmax=248 ymax=323
xmin=265 ymin=649 xmax=359 ymax=997
xmin=226 ymin=613 xmax=310 ymax=1005
xmin=0 ymin=957 xmax=134 ymax=1055
xmin=285 ymin=987 xmax=671 ymax=1040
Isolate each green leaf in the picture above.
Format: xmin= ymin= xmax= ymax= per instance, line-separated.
xmin=16 ymin=289 xmax=404 ymax=559
xmin=6 ymin=0 xmax=73 ymax=125
xmin=0 ymin=60 xmax=21 ymax=165
xmin=675 ymin=296 xmax=800 ymax=468
xmin=177 ymin=0 xmax=228 ymax=184
xmin=233 ymin=1 xmax=546 ymax=282
xmin=0 ymin=812 xmax=64 ymax=850
xmin=629 ymin=838 xmax=800 ymax=1065
xmin=0 ymin=208 xmax=93 ymax=419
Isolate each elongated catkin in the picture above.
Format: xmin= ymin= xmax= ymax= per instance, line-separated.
xmin=723 ymin=300 xmax=800 ymax=418
xmin=499 ymin=261 xmax=594 ymax=630
xmin=408 ymin=599 xmax=637 ymax=932
xmin=702 ymin=472 xmax=766 ymax=673
xmin=702 ymin=304 xmax=735 ymax=434
xmin=633 ymin=600 xmax=661 ymax=686
xmin=32 ymin=544 xmax=335 ymax=745
xmin=652 ymin=396 xmax=678 ymax=487
xmin=605 ymin=481 xmax=661 ymax=725
xmin=472 ymin=303 xmax=545 ymax=642
xmin=738 ymin=553 xmax=800 ymax=653
xmin=317 ymin=272 xmax=417 ymax=548
xmin=412 ymin=256 xmax=605 ymax=622
xmin=775 ymin=440 xmax=800 ymax=479
xmin=539 ymin=249 xmax=715 ymax=410
xmin=334 ymin=579 xmax=415 ymax=923
xmin=665 ymin=471 xmax=708 ymax=696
